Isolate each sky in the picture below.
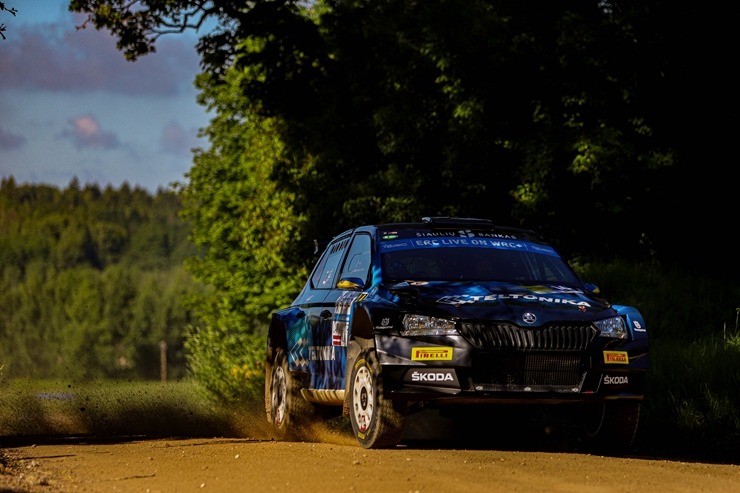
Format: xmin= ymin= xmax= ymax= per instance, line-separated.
xmin=0 ymin=1 xmax=212 ymax=193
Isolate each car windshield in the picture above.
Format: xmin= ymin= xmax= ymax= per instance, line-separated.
xmin=380 ymin=236 xmax=581 ymax=285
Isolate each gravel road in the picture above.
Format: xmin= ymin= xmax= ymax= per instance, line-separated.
xmin=2 ymin=423 xmax=740 ymax=493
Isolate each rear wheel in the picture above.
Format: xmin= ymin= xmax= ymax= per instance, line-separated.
xmin=267 ymin=348 xmax=314 ymax=441
xmin=583 ymin=401 xmax=641 ymax=455
xmin=349 ymin=348 xmax=407 ymax=449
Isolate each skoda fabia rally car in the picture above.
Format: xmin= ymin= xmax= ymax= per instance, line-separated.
xmin=265 ymin=217 xmax=649 ymax=452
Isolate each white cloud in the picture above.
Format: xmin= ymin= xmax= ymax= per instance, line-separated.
xmin=61 ymin=115 xmax=121 ymax=150
xmin=0 ymin=2 xmax=209 ymax=193
xmin=0 ymin=16 xmax=201 ymax=96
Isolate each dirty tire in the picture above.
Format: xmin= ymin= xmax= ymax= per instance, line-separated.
xmin=583 ymin=401 xmax=641 ymax=455
xmin=349 ymin=348 xmax=407 ymax=449
xmin=267 ymin=348 xmax=314 ymax=441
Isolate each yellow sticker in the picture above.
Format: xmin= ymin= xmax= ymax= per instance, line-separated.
xmin=411 ymin=347 xmax=453 ymax=361
xmin=603 ymin=350 xmax=629 ymax=364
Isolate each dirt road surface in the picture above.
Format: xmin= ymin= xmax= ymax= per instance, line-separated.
xmin=3 ymin=416 xmax=740 ymax=493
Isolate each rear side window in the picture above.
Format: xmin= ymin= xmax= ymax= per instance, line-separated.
xmin=311 ymin=237 xmax=350 ymax=289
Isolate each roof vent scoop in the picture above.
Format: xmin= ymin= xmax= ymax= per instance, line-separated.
xmin=421 ymin=216 xmax=493 ymax=226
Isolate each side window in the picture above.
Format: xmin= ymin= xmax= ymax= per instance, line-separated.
xmin=311 ymin=237 xmax=350 ymax=289
xmin=340 ymin=233 xmax=372 ymax=286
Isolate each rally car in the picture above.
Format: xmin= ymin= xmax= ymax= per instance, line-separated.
xmin=265 ymin=217 xmax=649 ymax=452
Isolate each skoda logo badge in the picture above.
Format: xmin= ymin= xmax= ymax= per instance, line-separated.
xmin=522 ymin=312 xmax=536 ymax=324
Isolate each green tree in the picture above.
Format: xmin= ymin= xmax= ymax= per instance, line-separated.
xmin=90 ymin=221 xmax=128 ymax=266
xmin=0 ymin=260 xmax=56 ymax=378
xmin=54 ymin=221 xmax=100 ymax=269
xmin=100 ymin=264 xmax=139 ymax=376
xmin=128 ymin=268 xmax=193 ymax=379
xmin=178 ymin=66 xmax=306 ymax=402
xmin=55 ymin=267 xmax=111 ymax=379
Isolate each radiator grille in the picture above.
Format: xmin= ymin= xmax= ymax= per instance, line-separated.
xmin=459 ymin=322 xmax=598 ymax=351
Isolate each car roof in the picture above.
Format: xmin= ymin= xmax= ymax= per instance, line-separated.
xmin=333 ymin=217 xmax=547 ymax=244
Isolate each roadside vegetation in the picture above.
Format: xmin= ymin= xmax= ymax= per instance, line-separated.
xmin=576 ymin=261 xmax=740 ymax=463
xmin=0 ymin=379 xmax=252 ymax=439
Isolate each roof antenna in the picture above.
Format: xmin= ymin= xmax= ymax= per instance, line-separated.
xmin=313 ymin=239 xmax=319 ymax=255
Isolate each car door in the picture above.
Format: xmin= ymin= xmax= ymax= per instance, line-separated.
xmin=294 ymin=232 xmax=350 ymax=390
xmin=309 ymin=232 xmax=372 ymax=391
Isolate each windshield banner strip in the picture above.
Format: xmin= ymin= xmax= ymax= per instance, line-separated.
xmin=379 ymin=237 xmax=558 ymax=257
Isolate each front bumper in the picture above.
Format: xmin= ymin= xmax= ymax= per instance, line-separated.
xmin=375 ymin=333 xmax=648 ymax=404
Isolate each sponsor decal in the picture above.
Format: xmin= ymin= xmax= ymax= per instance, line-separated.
xmin=380 ymin=235 xmax=560 ymax=258
xmin=412 ymin=238 xmax=525 ymax=249
xmin=603 ymin=350 xmax=629 ymax=364
xmin=381 ymin=241 xmax=411 ymax=250
xmin=411 ymin=371 xmax=453 ymax=382
xmin=603 ymin=375 xmax=629 ymax=385
xmin=332 ymin=291 xmax=363 ymax=346
xmin=375 ymin=317 xmax=393 ymax=330
xmin=309 ymin=345 xmax=336 ymax=361
xmin=411 ymin=346 xmax=453 ymax=361
xmin=633 ymin=320 xmax=646 ymax=332
xmin=404 ymin=369 xmax=459 ymax=387
xmin=288 ymin=336 xmax=310 ymax=369
xmin=527 ymin=244 xmax=558 ymax=256
xmin=413 ymin=231 xmax=518 ymax=239
xmin=523 ymin=285 xmax=585 ymax=294
xmin=437 ymin=293 xmax=591 ymax=307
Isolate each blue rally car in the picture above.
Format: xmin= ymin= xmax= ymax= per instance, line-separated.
xmin=265 ymin=217 xmax=649 ymax=452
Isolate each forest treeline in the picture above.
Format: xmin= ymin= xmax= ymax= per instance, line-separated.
xmin=0 ymin=177 xmax=202 ymax=381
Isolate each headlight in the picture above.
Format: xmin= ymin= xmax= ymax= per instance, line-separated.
xmin=594 ymin=316 xmax=628 ymax=339
xmin=401 ymin=314 xmax=458 ymax=336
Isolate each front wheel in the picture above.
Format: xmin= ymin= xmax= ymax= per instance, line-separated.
xmin=349 ymin=348 xmax=407 ymax=449
xmin=582 ymin=401 xmax=641 ymax=455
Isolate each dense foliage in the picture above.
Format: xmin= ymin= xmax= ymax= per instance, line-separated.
xmin=177 ymin=67 xmax=309 ymax=401
xmin=69 ymin=1 xmax=734 ymax=272
xmin=65 ymin=1 xmax=736 ymax=404
xmin=0 ymin=177 xmax=202 ymax=381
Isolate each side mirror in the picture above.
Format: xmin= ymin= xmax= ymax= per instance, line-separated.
xmin=583 ymin=282 xmax=601 ymax=295
xmin=337 ymin=277 xmax=365 ymax=290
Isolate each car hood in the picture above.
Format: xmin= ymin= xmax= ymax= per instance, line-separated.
xmin=384 ymin=280 xmax=614 ymax=326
